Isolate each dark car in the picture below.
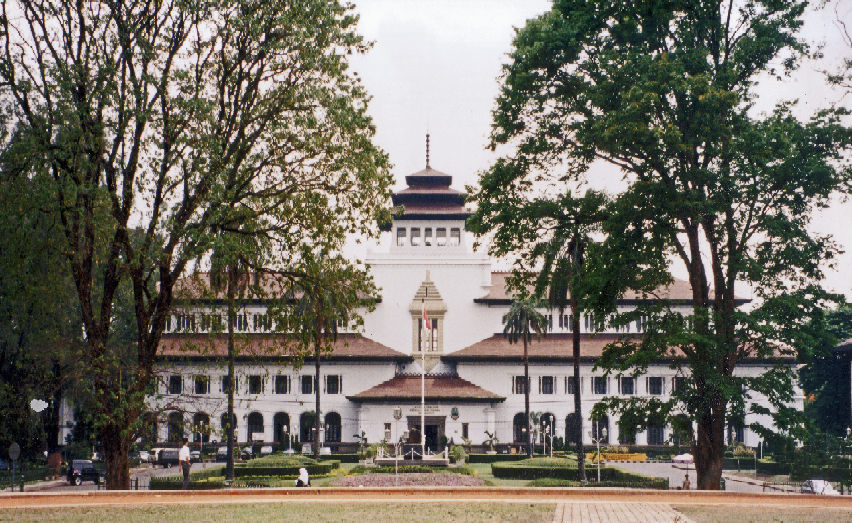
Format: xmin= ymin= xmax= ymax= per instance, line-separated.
xmin=158 ymin=449 xmax=181 ymax=468
xmin=67 ymin=459 xmax=103 ymax=486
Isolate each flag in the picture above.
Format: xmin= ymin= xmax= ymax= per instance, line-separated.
xmin=422 ymin=303 xmax=431 ymax=331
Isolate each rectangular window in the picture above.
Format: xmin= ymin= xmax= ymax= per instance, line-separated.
xmin=436 ymin=228 xmax=447 ymax=246
xmin=221 ymin=375 xmax=238 ymax=394
xmin=254 ymin=314 xmax=271 ymax=332
xmin=410 ymin=227 xmax=421 ymax=246
xmin=648 ymin=426 xmax=665 ymax=445
xmin=165 ymin=315 xmax=172 ymax=332
xmin=397 ymin=227 xmax=407 ymax=246
xmin=301 ymin=375 xmax=314 ymax=395
xmin=325 ymin=375 xmax=341 ymax=395
xmin=449 ymin=228 xmax=460 ymax=246
xmin=169 ymin=376 xmax=182 ymax=395
xmin=248 ymin=375 xmax=263 ymax=394
xmin=548 ymin=314 xmax=553 ymax=330
xmin=462 ymin=423 xmax=469 ymax=439
xmin=512 ymin=376 xmax=527 ymax=395
xmin=593 ymin=376 xmax=607 ymax=395
xmin=194 ymin=376 xmax=209 ymax=395
xmin=176 ymin=314 xmax=195 ymax=332
xmin=566 ymin=376 xmax=579 ymax=395
xmin=620 ymin=377 xmax=635 ymax=395
xmin=540 ymin=376 xmax=555 ymax=395
xmin=648 ymin=377 xmax=663 ymax=395
xmin=235 ymin=314 xmax=248 ymax=331
xmin=424 ymin=227 xmax=432 ymax=246
xmin=673 ymin=376 xmax=688 ymax=393
xmin=275 ymin=376 xmax=290 ymax=394
xmin=418 ymin=318 xmax=438 ymax=352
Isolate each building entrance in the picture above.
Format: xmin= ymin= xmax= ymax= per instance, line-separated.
xmin=407 ymin=416 xmax=446 ymax=453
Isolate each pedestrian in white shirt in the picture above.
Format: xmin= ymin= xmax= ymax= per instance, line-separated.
xmin=179 ymin=439 xmax=191 ymax=490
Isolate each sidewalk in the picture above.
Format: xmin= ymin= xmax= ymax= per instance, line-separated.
xmin=554 ymin=502 xmax=695 ymax=523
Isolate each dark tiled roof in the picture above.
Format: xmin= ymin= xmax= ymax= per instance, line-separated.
xmin=444 ymin=334 xmax=629 ymax=362
xmin=157 ymin=334 xmax=409 ymax=362
xmin=446 ymin=333 xmax=792 ymax=362
xmin=347 ymin=375 xmax=504 ymax=403
xmin=475 ymin=272 xmax=747 ymax=305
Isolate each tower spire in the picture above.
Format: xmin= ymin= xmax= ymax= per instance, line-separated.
xmin=426 ymin=133 xmax=430 ymax=169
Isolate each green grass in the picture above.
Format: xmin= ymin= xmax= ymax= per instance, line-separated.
xmin=0 ymin=502 xmax=556 ymax=522
xmin=674 ymin=505 xmax=852 ymax=523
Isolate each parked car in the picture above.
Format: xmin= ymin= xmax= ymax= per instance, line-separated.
xmin=138 ymin=450 xmax=151 ymax=463
xmin=158 ymin=449 xmax=181 ymax=468
xmin=240 ymin=446 xmax=253 ymax=460
xmin=67 ymin=459 xmax=103 ymax=486
xmin=190 ymin=450 xmax=201 ymax=462
xmin=801 ymin=479 xmax=840 ymax=495
xmin=260 ymin=446 xmax=274 ymax=456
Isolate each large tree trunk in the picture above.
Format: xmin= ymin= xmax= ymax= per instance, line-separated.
xmin=225 ymin=268 xmax=236 ymax=481
xmin=524 ymin=338 xmax=532 ymax=457
xmin=314 ymin=343 xmax=321 ymax=460
xmin=102 ymin=421 xmax=131 ymax=489
xmin=571 ymin=298 xmax=585 ymax=482
xmin=694 ymin=395 xmax=726 ymax=490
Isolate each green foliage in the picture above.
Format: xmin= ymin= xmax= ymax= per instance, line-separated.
xmin=799 ymin=304 xmax=852 ymax=436
xmin=0 ymin=0 xmax=392 ymax=488
xmin=348 ymin=464 xmax=476 ymax=476
xmin=469 ymin=0 xmax=852 ymax=490
xmin=450 ymin=445 xmax=468 ymax=463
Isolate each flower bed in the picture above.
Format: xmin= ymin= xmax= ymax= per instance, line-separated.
xmin=585 ymin=452 xmax=648 ymax=462
xmin=328 ymin=473 xmax=486 ymax=487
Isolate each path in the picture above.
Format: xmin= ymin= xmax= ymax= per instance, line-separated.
xmin=553 ymin=502 xmax=694 ymax=522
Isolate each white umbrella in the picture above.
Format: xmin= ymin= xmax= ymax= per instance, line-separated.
xmin=672 ymin=453 xmax=694 ymax=463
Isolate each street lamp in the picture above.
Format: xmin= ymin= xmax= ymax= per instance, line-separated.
xmin=545 ymin=425 xmax=553 ymax=458
xmin=588 ymin=421 xmax=608 ymax=482
xmin=283 ymin=425 xmax=293 ymax=454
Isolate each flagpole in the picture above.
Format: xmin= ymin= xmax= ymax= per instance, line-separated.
xmin=421 ymin=291 xmax=427 ymax=459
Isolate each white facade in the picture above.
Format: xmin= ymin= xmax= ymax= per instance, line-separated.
xmin=146 ymin=165 xmax=799 ymax=451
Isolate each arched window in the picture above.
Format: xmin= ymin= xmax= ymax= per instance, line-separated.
xmin=247 ymin=412 xmax=264 ymax=442
xmin=591 ymin=416 xmax=609 ymax=444
xmin=513 ymin=413 xmax=526 ymax=443
xmin=167 ymin=412 xmax=184 ymax=443
xmin=300 ymin=412 xmax=316 ymax=442
xmin=565 ymin=413 xmax=581 ymax=445
xmin=273 ymin=413 xmax=290 ymax=443
xmin=539 ymin=413 xmax=556 ymax=444
xmin=325 ymin=412 xmax=342 ymax=443
xmin=141 ymin=413 xmax=158 ymax=445
xmin=192 ymin=412 xmax=210 ymax=443
xmin=220 ymin=413 xmax=237 ymax=442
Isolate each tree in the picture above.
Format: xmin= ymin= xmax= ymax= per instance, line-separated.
xmin=522 ymin=192 xmax=607 ymax=481
xmin=470 ymin=0 xmax=852 ymax=489
xmin=290 ymin=256 xmax=376 ymax=459
xmin=799 ymin=304 xmax=852 ymax=436
xmin=502 ymin=299 xmax=548 ymax=457
xmin=0 ymin=0 xmax=392 ymax=488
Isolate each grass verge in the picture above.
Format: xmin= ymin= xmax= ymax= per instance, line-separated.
xmin=0 ymin=502 xmax=556 ymax=522
xmin=673 ymin=504 xmax=852 ymax=523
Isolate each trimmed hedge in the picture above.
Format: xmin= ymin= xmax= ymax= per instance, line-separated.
xmin=756 ymin=460 xmax=791 ymax=476
xmin=150 ymin=477 xmax=226 ymax=490
xmin=466 ymin=453 xmax=527 ymax=464
xmin=233 ymin=462 xmax=336 ymax=478
xmin=723 ymin=458 xmax=756 ymax=470
xmin=492 ymin=458 xmax=601 ymax=481
xmin=321 ymin=454 xmax=360 ymax=464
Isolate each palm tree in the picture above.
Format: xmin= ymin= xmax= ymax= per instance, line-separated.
xmin=532 ymin=190 xmax=607 ymax=481
xmin=502 ymin=299 xmax=548 ymax=457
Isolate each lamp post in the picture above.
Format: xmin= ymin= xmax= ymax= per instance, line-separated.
xmin=283 ymin=425 xmax=293 ymax=454
xmin=545 ymin=425 xmax=553 ymax=458
xmin=393 ymin=407 xmax=403 ymax=483
xmin=588 ymin=421 xmax=608 ymax=483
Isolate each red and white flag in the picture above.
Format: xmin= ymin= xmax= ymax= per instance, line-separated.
xmin=422 ymin=303 xmax=431 ymax=330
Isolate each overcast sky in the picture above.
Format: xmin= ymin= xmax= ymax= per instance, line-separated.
xmin=348 ymin=0 xmax=852 ymax=300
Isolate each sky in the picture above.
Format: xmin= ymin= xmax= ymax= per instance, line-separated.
xmin=347 ymin=0 xmax=852 ymax=301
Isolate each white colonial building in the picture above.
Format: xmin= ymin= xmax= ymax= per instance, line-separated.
xmin=147 ymin=157 xmax=797 ymax=452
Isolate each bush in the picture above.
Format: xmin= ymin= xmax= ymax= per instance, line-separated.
xmin=723 ymin=457 xmax=756 ymax=470
xmin=466 ymin=453 xmax=527 ymax=464
xmin=450 ymin=446 xmax=467 ymax=463
xmin=526 ymin=477 xmax=669 ymax=489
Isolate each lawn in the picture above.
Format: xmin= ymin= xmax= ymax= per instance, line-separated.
xmin=674 ymin=505 xmax=852 ymax=523
xmin=0 ymin=502 xmax=556 ymax=522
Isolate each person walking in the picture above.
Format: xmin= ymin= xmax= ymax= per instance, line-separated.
xmin=683 ymin=473 xmax=691 ymax=491
xmin=179 ymin=439 xmax=192 ymax=490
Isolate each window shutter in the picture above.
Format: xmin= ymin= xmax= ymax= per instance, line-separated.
xmin=618 ymin=378 xmax=621 ymax=394
xmin=339 ymin=376 xmax=343 ymax=394
xmin=538 ymin=376 xmax=542 ymax=394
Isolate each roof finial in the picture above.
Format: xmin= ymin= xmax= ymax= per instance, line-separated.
xmin=426 ymin=133 xmax=430 ymax=169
